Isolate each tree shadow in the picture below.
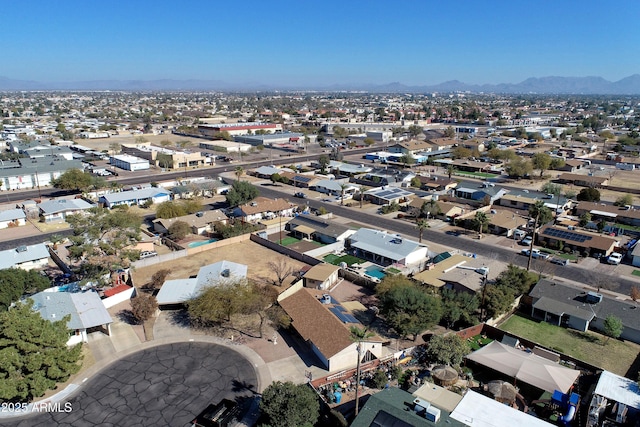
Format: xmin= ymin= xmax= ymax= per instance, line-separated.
xmin=567 ymin=329 xmax=601 ymax=344
xmin=167 ymin=309 xmax=191 ymax=328
xmin=232 ymin=379 xmax=258 ymax=395
xmin=117 ymin=309 xmax=141 ymax=325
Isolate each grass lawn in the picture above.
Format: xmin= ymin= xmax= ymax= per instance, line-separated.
xmin=278 ymin=236 xmax=300 ymax=246
xmin=467 ymin=335 xmax=494 ymax=351
xmin=455 ymin=171 xmax=499 ymax=179
xmin=323 ymin=254 xmax=366 ymax=266
xmin=386 ymin=267 xmax=401 ymax=274
xmin=539 ymin=248 xmax=578 ymax=260
xmin=500 ymin=314 xmax=640 ymax=376
xmin=633 ymin=270 xmax=640 ymax=277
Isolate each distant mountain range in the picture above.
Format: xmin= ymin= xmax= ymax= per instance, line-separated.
xmin=1 ymin=74 xmax=640 ymax=94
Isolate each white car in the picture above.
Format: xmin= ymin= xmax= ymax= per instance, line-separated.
xmin=607 ymin=253 xmax=623 ymax=265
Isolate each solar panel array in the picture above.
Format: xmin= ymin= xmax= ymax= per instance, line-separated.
xmin=295 ymin=175 xmax=313 ymax=183
xmin=329 ymin=306 xmax=358 ymax=323
xmin=542 ymin=228 xmax=592 ymax=243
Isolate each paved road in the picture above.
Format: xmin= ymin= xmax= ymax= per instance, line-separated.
xmin=6 ymin=342 xmax=258 ymax=427
xmin=258 ymin=185 xmax=639 ymax=295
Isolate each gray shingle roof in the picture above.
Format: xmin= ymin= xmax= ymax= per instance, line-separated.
xmin=100 ymin=188 xmax=170 ymax=204
xmin=37 ymin=198 xmax=93 ymax=214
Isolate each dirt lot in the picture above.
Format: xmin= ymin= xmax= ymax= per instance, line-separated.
xmin=131 ymin=240 xmax=308 ymax=287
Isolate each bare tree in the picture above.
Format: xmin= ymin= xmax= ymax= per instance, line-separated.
xmin=268 ymin=258 xmax=295 ymax=287
xmin=143 ymin=268 xmax=171 ymax=292
xmin=130 ymin=293 xmax=158 ymax=323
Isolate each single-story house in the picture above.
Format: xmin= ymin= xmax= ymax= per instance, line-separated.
xmin=439 ymin=258 xmax=502 ymax=294
xmin=328 ymin=161 xmax=372 ymax=176
xmin=314 ymin=179 xmax=358 ymax=196
xmin=364 ymin=186 xmax=414 ymax=205
xmin=232 ymin=197 xmax=295 ymax=222
xmin=303 ymin=263 xmax=341 ymax=290
xmin=388 ymin=140 xmax=434 ymax=155
xmin=99 ymin=188 xmax=171 ymax=209
xmin=413 ymin=254 xmax=473 ymax=288
xmin=590 ymin=371 xmax=640 ymax=424
xmin=153 ymin=209 xmax=228 ymax=235
xmin=488 ymin=210 xmax=529 ymax=237
xmin=279 ymin=288 xmax=383 ymax=371
xmin=156 ymin=260 xmax=248 ymax=306
xmin=414 ymin=176 xmax=458 ymax=192
xmin=285 ymin=216 xmax=355 ymax=243
xmin=254 ymin=165 xmax=294 ymax=179
xmin=451 ymin=390 xmax=556 ymax=427
xmin=352 ymin=387 xmax=465 ymax=427
xmin=537 ymin=225 xmax=618 ymax=257
xmin=528 ymin=278 xmax=640 ymax=344
xmin=31 ymin=290 xmax=113 ymax=345
xmin=631 ymin=243 xmax=640 ymax=267
xmin=557 ymin=173 xmax=608 ymax=187
xmin=574 ymin=201 xmax=640 ymax=227
xmin=454 ymin=187 xmax=507 ymax=204
xmin=0 ymin=243 xmax=50 ymax=271
xmin=556 ymin=159 xmax=586 ymax=172
xmin=37 ymin=198 xmax=94 ymax=222
xmin=348 ymin=228 xmax=428 ymax=266
xmin=0 ymin=208 xmax=26 ymax=229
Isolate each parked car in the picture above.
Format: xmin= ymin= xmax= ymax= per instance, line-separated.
xmin=550 ymin=257 xmax=569 ymax=266
xmin=520 ymin=248 xmax=540 ymax=257
xmin=607 ymin=252 xmax=623 ymax=265
xmin=520 ymin=236 xmax=533 ymax=246
xmin=140 ymin=251 xmax=158 ymax=259
xmin=293 ymin=192 xmax=307 ymax=198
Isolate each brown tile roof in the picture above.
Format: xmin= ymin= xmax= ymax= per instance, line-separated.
xmin=576 ymin=201 xmax=640 ymax=219
xmin=304 ymin=263 xmax=340 ymax=282
xmin=428 ymin=137 xmax=457 ymax=146
xmin=538 ymin=225 xmax=618 ymax=251
xmin=489 ymin=210 xmax=528 ymax=229
xmin=239 ymin=197 xmax=293 ymax=215
xmin=557 ymin=173 xmax=607 ymax=185
xmin=279 ymin=288 xmax=372 ymax=359
xmin=153 ymin=209 xmax=228 ymax=229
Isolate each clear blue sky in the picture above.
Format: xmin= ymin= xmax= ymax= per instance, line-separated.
xmin=3 ymin=0 xmax=638 ymax=86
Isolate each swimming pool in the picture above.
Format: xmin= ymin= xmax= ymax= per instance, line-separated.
xmin=365 ymin=266 xmax=386 ymax=279
xmin=187 ymin=238 xmax=218 ymax=248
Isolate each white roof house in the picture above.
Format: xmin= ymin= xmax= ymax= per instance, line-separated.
xmin=315 ymin=179 xmax=358 ymax=196
xmin=37 ymin=198 xmax=94 ymax=222
xmin=348 ymin=228 xmax=428 ymax=266
xmin=593 ymin=370 xmax=640 ymax=411
xmin=99 ymin=188 xmax=171 ymax=208
xmin=0 ymin=243 xmax=50 ymax=270
xmin=156 ymin=260 xmax=248 ymax=305
xmin=451 ymin=390 xmax=554 ymax=427
xmin=0 ymin=208 xmax=26 ymax=229
xmin=31 ymin=291 xmax=113 ymax=345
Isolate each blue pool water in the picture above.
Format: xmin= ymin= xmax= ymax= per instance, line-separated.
xmin=187 ymin=238 xmax=218 ymax=248
xmin=365 ymin=266 xmax=386 ymax=279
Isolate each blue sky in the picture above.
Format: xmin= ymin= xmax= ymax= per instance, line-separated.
xmin=3 ymin=0 xmax=638 ymax=86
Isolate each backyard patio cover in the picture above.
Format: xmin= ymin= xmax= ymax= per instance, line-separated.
xmin=465 ymin=341 xmax=580 ymax=394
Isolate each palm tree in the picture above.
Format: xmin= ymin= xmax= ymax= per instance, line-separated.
xmin=447 ymin=164 xmax=455 ymax=179
xmin=234 ymin=166 xmax=244 ymax=182
xmin=350 ymin=326 xmax=375 ymax=416
xmin=527 ymin=200 xmax=553 ymax=271
xmin=416 ymin=219 xmax=430 ymax=243
xmin=473 ymin=211 xmax=489 ymax=238
xmin=339 ymin=183 xmax=348 ymax=206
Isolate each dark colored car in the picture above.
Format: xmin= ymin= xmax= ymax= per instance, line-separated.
xmin=293 ymin=192 xmax=307 ymax=198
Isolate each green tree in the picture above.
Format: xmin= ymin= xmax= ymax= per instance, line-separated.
xmin=168 ymin=220 xmax=191 ymax=240
xmin=549 ymin=157 xmax=565 ymax=170
xmin=494 ymin=264 xmax=538 ymax=296
xmin=531 ymin=153 xmax=551 ymax=178
xmin=602 ymin=315 xmax=623 ymax=344
xmin=52 ymin=168 xmax=96 ymax=192
xmin=614 ymin=194 xmax=634 ymax=207
xmin=234 ymin=166 xmax=244 ymax=181
xmin=66 ymin=207 xmax=142 ymax=283
xmin=440 ymin=288 xmax=479 ymax=329
xmin=399 ymin=153 xmax=416 ymax=166
xmin=260 ymin=381 xmax=319 ymax=427
xmin=0 ymin=268 xmax=51 ymax=311
xmin=318 ymin=155 xmax=330 ymax=173
xmin=444 ymin=126 xmax=455 ymax=138
xmin=541 ymin=182 xmax=563 ymax=219
xmin=155 ymin=201 xmax=187 ymax=219
xmin=0 ymin=301 xmax=83 ymax=402
xmin=505 ymin=156 xmax=532 ymax=178
xmin=579 ymin=212 xmax=592 ymax=227
xmin=408 ymin=124 xmax=424 ymax=137
xmin=130 ymin=293 xmax=158 ymax=323
xmin=483 ymin=284 xmax=515 ymax=320
xmin=577 ymin=187 xmax=601 ymax=202
xmin=452 ymin=146 xmax=472 ymax=159
xmin=225 ymin=181 xmax=259 ymax=207
xmin=379 ymin=284 xmax=442 ymax=340
xmin=425 ymin=334 xmax=470 ymax=367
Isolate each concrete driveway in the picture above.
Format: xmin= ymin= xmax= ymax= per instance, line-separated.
xmin=6 ymin=342 xmax=258 ymax=427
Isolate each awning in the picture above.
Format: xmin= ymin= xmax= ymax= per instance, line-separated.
xmin=466 ymin=341 xmax=580 ymax=393
xmin=590 ymin=210 xmax=618 ymax=218
xmin=292 ymin=225 xmax=315 ymax=235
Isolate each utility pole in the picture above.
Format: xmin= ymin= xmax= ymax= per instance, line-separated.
xmin=527 ymin=211 xmax=540 ymax=271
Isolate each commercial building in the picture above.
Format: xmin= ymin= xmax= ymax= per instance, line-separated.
xmin=198 ymin=122 xmax=282 ymax=137
xmin=199 ymin=140 xmax=252 ymax=153
xmin=109 ymin=154 xmax=150 ymax=171
xmin=121 ymin=142 xmax=207 ymax=170
xmin=0 ymin=155 xmax=84 ymax=190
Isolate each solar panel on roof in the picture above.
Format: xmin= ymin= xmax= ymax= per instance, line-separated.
xmin=543 ymin=228 xmax=592 ymax=243
xmin=329 ymin=307 xmax=350 ymax=323
xmin=334 ymin=305 xmax=346 ymax=312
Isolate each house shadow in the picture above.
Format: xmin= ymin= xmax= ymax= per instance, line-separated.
xmin=278 ymin=327 xmax=326 ymax=370
xmin=626 ymin=349 xmax=640 ymax=379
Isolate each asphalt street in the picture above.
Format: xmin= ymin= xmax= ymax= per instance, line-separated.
xmin=5 ymin=342 xmax=258 ymax=427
